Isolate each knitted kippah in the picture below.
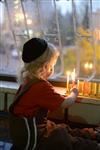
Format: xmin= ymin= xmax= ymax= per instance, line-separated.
xmin=22 ymin=38 xmax=48 ymax=63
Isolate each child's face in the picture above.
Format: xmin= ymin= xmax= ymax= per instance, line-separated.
xmin=44 ymin=66 xmax=54 ymax=79
xmin=44 ymin=57 xmax=57 ymax=79
xmin=44 ymin=60 xmax=56 ymax=79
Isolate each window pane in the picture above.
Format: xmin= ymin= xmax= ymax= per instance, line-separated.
xmin=0 ymin=0 xmax=100 ymax=82
xmin=73 ymin=0 xmax=100 ymax=80
xmin=0 ymin=1 xmax=21 ymax=75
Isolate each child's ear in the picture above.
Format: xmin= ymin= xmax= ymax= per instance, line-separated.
xmin=44 ymin=64 xmax=48 ymax=69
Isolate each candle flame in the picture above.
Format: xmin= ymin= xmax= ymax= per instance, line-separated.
xmin=89 ymin=63 xmax=93 ymax=69
xmin=66 ymin=71 xmax=70 ymax=76
xmin=84 ymin=62 xmax=89 ymax=69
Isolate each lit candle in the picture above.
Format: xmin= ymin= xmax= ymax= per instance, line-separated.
xmin=77 ymin=79 xmax=80 ymax=89
xmin=71 ymin=68 xmax=76 ymax=86
xmin=66 ymin=71 xmax=70 ymax=94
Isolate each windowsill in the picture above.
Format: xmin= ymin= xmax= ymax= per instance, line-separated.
xmin=0 ymin=80 xmax=100 ymax=105
xmin=0 ymin=73 xmax=100 ymax=86
xmin=0 ymin=81 xmax=19 ymax=94
xmin=0 ymin=73 xmax=17 ymax=82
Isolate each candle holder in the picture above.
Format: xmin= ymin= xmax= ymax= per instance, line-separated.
xmin=77 ymin=80 xmax=100 ymax=99
xmin=65 ymin=79 xmax=100 ymax=99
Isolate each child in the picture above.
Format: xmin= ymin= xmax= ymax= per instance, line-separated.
xmin=9 ymin=37 xmax=93 ymax=150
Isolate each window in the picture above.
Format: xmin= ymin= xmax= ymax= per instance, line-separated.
xmin=0 ymin=0 xmax=100 ymax=82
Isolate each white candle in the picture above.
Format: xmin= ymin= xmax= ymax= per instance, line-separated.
xmin=71 ymin=68 xmax=76 ymax=86
xmin=77 ymin=79 xmax=80 ymax=89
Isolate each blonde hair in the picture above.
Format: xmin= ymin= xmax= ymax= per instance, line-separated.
xmin=17 ymin=43 xmax=59 ymax=83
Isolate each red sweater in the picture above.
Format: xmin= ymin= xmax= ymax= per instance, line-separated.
xmin=13 ymin=80 xmax=65 ymax=117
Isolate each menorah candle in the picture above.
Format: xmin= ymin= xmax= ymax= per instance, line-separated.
xmin=78 ymin=81 xmax=83 ymax=95
xmin=83 ymin=81 xmax=90 ymax=96
xmin=77 ymin=79 xmax=80 ymax=89
xmin=90 ymin=82 xmax=97 ymax=96
xmin=90 ymin=82 xmax=94 ymax=96
xmin=97 ymin=83 xmax=100 ymax=98
xmin=88 ymin=82 xmax=91 ymax=95
xmin=77 ymin=79 xmax=81 ymax=95
xmin=71 ymin=68 xmax=76 ymax=87
xmin=66 ymin=71 xmax=70 ymax=94
xmin=94 ymin=82 xmax=97 ymax=95
xmin=81 ymin=81 xmax=84 ymax=95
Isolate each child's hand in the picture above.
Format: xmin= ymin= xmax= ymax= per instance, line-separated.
xmin=71 ymin=84 xmax=77 ymax=89
xmin=70 ymin=86 xmax=79 ymax=97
